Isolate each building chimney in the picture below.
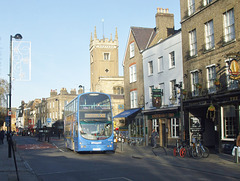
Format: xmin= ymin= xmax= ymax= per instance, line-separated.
xmin=155 ymin=8 xmax=174 ymax=39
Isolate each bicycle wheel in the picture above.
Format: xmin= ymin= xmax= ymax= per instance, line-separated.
xmin=173 ymin=147 xmax=178 ymax=156
xmin=180 ymin=148 xmax=186 ymax=158
xmin=184 ymin=145 xmax=191 ymax=157
xmin=192 ymin=147 xmax=203 ymax=159
xmin=202 ymin=146 xmax=209 ymax=158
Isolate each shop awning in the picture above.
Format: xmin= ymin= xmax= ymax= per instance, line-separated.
xmin=113 ymin=108 xmax=141 ymax=118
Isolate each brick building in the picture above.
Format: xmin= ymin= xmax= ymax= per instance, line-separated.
xmin=180 ymin=0 xmax=240 ymax=153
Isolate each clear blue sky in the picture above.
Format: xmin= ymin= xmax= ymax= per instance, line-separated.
xmin=0 ymin=0 xmax=181 ymax=108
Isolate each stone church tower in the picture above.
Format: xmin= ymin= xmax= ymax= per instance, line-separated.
xmin=89 ymin=27 xmax=119 ymax=92
xmin=89 ymin=27 xmax=124 ymax=119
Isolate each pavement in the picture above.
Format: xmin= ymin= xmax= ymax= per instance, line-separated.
xmin=0 ymin=136 xmax=239 ymax=181
xmin=0 ymin=137 xmax=39 ymax=181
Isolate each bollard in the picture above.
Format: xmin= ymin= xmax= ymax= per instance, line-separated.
xmin=235 ymin=147 xmax=239 ymax=163
xmin=121 ymin=137 xmax=123 ymax=152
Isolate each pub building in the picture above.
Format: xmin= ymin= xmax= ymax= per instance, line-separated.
xmin=183 ymin=53 xmax=240 ymax=154
xmin=143 ymin=88 xmax=183 ymax=148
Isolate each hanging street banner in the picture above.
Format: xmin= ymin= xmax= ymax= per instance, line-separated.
xmin=12 ymin=41 xmax=31 ymax=81
xmin=152 ymin=89 xmax=162 ymax=108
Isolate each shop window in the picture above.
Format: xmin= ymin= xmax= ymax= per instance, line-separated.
xmin=130 ymin=118 xmax=144 ymax=138
xmin=222 ymin=105 xmax=237 ymax=139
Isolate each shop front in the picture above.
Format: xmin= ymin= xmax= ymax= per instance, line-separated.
xmin=184 ymin=91 xmax=240 ymax=154
xmin=113 ymin=108 xmax=145 ymax=145
xmin=143 ymin=107 xmax=181 ymax=147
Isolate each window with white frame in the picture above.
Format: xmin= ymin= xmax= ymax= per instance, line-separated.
xmin=158 ymin=56 xmax=163 ymax=72
xmin=223 ymin=9 xmax=235 ymax=43
xmin=104 ymin=53 xmax=110 ymax=60
xmin=191 ymin=71 xmax=199 ymax=96
xmin=169 ymin=51 xmax=175 ymax=68
xmin=189 ymin=29 xmax=197 ymax=56
xmin=152 ymin=119 xmax=159 ymax=132
xmin=129 ymin=64 xmax=137 ymax=83
xmin=207 ymin=65 xmax=216 ymax=93
xmin=171 ymin=118 xmax=179 ymax=138
xmin=188 ymin=0 xmax=195 ymax=15
xmin=148 ymin=61 xmax=153 ymax=75
xmin=222 ymin=105 xmax=237 ymax=139
xmin=203 ymin=0 xmax=212 ymax=6
xmin=130 ymin=42 xmax=135 ymax=58
xmin=130 ymin=90 xmax=138 ymax=108
xmin=205 ymin=20 xmax=215 ymax=50
xmin=149 ymin=86 xmax=154 ymax=106
xmin=170 ymin=80 xmax=177 ymax=100
xmin=159 ymin=83 xmax=165 ymax=106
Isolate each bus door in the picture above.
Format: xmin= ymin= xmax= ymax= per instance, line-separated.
xmin=73 ymin=121 xmax=78 ymax=150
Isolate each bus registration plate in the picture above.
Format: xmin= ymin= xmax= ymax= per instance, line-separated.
xmin=91 ymin=142 xmax=102 ymax=144
xmin=93 ymin=148 xmax=101 ymax=151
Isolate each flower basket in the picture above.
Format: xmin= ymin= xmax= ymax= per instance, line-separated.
xmin=214 ymin=79 xmax=220 ymax=86
xmin=196 ymin=83 xmax=202 ymax=89
xmin=208 ymin=104 xmax=215 ymax=112
xmin=182 ymin=90 xmax=187 ymax=95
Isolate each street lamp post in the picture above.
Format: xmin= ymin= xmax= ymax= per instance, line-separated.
xmin=79 ymin=85 xmax=85 ymax=93
xmin=8 ymin=34 xmax=22 ymax=158
xmin=55 ymin=99 xmax=60 ymax=120
xmin=175 ymin=82 xmax=184 ymax=142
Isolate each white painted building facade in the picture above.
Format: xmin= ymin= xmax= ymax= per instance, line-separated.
xmin=142 ymin=31 xmax=183 ymax=147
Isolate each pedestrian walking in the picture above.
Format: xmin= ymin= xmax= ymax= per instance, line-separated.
xmin=236 ymin=132 xmax=240 ymax=147
xmin=151 ymin=129 xmax=159 ymax=148
xmin=232 ymin=132 xmax=240 ymax=162
xmin=0 ymin=130 xmax=5 ymax=144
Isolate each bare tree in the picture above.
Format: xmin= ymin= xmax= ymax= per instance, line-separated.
xmin=0 ymin=78 xmax=8 ymax=127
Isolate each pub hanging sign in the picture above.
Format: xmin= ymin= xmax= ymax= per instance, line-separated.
xmin=152 ymin=89 xmax=163 ymax=108
xmin=226 ymin=52 xmax=240 ymax=80
xmin=228 ymin=58 xmax=240 ymax=80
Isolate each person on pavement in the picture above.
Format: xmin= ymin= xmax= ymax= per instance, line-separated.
xmin=151 ymin=129 xmax=159 ymax=148
xmin=0 ymin=130 xmax=5 ymax=144
xmin=236 ymin=132 xmax=240 ymax=147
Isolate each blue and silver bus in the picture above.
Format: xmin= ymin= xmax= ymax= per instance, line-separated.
xmin=64 ymin=92 xmax=114 ymax=152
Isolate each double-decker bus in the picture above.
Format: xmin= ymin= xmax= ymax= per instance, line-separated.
xmin=64 ymin=92 xmax=114 ymax=152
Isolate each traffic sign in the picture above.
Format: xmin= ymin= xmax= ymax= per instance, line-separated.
xmin=5 ymin=117 xmax=10 ymax=127
xmin=8 ymin=111 xmax=12 ymax=116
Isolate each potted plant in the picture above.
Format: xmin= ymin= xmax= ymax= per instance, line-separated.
xmin=182 ymin=89 xmax=187 ymax=95
xmin=214 ymin=79 xmax=220 ymax=86
xmin=195 ymin=83 xmax=202 ymax=89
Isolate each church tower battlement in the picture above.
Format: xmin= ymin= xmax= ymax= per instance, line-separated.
xmin=89 ymin=27 xmax=119 ymax=92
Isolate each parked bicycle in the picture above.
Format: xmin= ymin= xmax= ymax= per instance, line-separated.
xmin=190 ymin=138 xmax=209 ymax=159
xmin=128 ymin=138 xmax=143 ymax=146
xmin=173 ymin=140 xmax=187 ymax=158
